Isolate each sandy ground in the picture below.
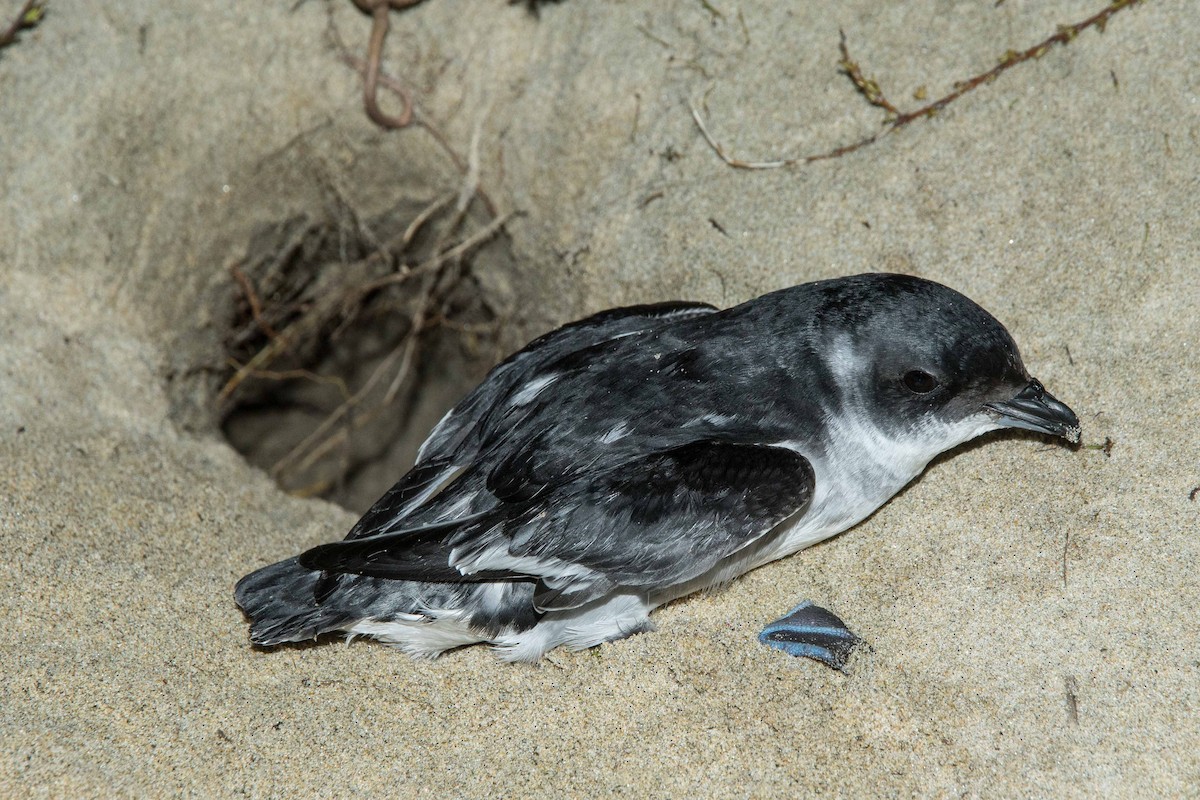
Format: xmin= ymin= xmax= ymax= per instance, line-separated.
xmin=2 ymin=0 xmax=1197 ymax=796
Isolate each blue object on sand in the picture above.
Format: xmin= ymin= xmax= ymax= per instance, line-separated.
xmin=759 ymin=600 xmax=860 ymax=670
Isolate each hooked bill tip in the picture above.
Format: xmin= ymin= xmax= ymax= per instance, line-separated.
xmin=985 ymin=378 xmax=1080 ymax=444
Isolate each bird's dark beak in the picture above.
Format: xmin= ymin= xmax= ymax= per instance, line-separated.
xmin=985 ymin=378 xmax=1081 ymax=444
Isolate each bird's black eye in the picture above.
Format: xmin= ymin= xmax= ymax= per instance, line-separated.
xmin=902 ymin=370 xmax=939 ymax=394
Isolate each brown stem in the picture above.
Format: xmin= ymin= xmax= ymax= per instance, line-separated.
xmin=694 ymin=0 xmax=1147 ymax=169
xmin=362 ymin=3 xmax=413 ymax=128
xmin=0 ymin=0 xmax=43 ymax=49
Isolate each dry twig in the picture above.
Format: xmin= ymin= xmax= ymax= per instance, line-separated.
xmin=219 ymin=330 xmax=297 ymax=403
xmin=228 ymin=263 xmax=280 ymax=341
xmin=349 ymin=0 xmax=424 ymax=128
xmin=270 ymin=333 xmax=412 ymax=478
xmin=0 ymin=0 xmax=43 ymax=50
xmin=224 ymin=360 xmax=351 ymax=402
xmin=355 ymin=211 xmax=514 ymax=296
xmin=693 ymin=0 xmax=1147 ymax=169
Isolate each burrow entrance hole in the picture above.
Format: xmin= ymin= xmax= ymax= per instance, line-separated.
xmin=215 ymin=193 xmax=513 ymax=513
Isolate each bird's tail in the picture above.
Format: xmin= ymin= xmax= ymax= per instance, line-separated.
xmin=234 ymin=557 xmax=364 ymax=646
xmin=235 ymin=557 xmax=546 ymax=655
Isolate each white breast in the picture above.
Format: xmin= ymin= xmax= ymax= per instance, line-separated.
xmin=772 ymin=408 xmax=1003 ymax=561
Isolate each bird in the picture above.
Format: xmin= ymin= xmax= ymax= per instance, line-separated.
xmin=235 ymin=272 xmax=1080 ymax=664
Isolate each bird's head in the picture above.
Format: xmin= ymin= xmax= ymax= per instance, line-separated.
xmin=817 ymin=274 xmax=1080 ymax=456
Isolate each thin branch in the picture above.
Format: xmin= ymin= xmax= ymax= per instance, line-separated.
xmin=693 ymin=0 xmax=1147 ymax=169
xmin=223 ymin=359 xmax=351 ymax=402
xmin=456 ymin=111 xmax=488 ymax=215
xmin=356 ymin=211 xmax=514 ymax=295
xmin=382 ymin=313 xmax=422 ymax=404
xmin=218 ymin=330 xmax=296 ymax=403
xmin=229 ymin=263 xmax=280 ymax=341
xmin=689 ymin=103 xmax=798 ymax=170
xmin=269 ymin=333 xmax=410 ymax=478
xmin=0 ymin=0 xmax=43 ymax=50
xmin=350 ymin=0 xmax=423 ymax=129
xmin=850 ymin=0 xmax=1144 ymax=130
xmin=401 ymin=192 xmax=456 ymax=247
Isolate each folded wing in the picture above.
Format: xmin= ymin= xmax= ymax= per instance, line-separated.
xmin=300 ymin=439 xmax=814 ymax=612
xmin=340 ymin=300 xmax=718 ymax=542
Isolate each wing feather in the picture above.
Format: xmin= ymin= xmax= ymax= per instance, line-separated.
xmin=300 ymin=440 xmax=814 ymax=612
xmin=339 ymin=301 xmax=719 ymax=542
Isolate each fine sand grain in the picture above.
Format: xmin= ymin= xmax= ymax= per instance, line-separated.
xmin=2 ymin=1 xmax=1196 ymax=796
